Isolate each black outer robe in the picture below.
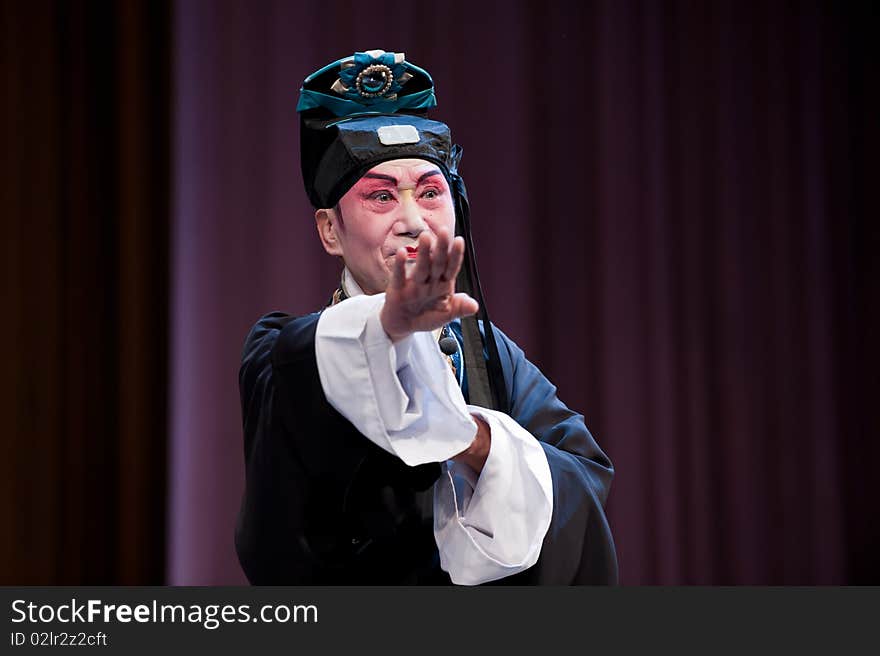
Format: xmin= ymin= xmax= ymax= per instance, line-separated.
xmin=236 ymin=310 xmax=619 ymax=585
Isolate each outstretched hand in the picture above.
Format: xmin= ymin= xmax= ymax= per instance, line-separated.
xmin=379 ymin=228 xmax=479 ymax=342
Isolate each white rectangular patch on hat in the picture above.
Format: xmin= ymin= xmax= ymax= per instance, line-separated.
xmin=377 ymin=124 xmax=420 ymax=146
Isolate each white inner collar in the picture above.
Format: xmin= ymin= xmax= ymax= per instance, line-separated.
xmin=341 ymin=267 xmax=365 ymax=298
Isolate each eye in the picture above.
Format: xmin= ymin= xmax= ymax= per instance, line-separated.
xmin=421 ymin=188 xmax=440 ymax=199
xmin=371 ymin=191 xmax=394 ymax=202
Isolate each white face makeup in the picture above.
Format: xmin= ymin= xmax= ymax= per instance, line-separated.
xmin=316 ymin=158 xmax=456 ymax=295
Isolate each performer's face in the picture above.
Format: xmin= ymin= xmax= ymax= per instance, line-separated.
xmin=316 ymin=158 xmax=456 ymax=295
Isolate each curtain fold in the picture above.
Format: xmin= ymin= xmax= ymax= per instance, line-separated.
xmin=3 ymin=0 xmax=874 ymax=586
xmin=170 ymin=0 xmax=877 ymax=584
xmin=1 ymin=0 xmax=170 ymax=584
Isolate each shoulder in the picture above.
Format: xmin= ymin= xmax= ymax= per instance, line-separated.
xmin=241 ymin=311 xmax=323 ymax=368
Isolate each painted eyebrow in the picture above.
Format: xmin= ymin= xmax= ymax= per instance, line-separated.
xmin=361 ymin=170 xmax=443 ymax=185
xmin=362 ymin=172 xmax=397 ymax=183
xmin=417 ymin=170 xmax=442 ymax=184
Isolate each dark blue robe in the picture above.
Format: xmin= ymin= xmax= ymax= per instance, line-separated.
xmin=236 ymin=311 xmax=618 ymax=584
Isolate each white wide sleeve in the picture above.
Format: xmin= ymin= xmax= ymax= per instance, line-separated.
xmin=315 ymin=293 xmax=553 ymax=585
xmin=433 ymin=406 xmax=553 ymax=585
xmin=314 ymin=293 xmax=477 ymax=466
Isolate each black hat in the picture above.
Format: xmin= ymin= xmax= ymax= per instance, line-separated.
xmin=298 ymin=50 xmax=462 ymax=210
xmin=297 ymin=50 xmax=508 ymax=412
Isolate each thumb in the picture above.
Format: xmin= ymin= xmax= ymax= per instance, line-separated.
xmin=448 ymin=293 xmax=479 ymax=319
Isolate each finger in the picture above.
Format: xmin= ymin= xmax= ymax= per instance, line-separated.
xmin=431 ymin=228 xmax=451 ymax=282
xmin=388 ymin=248 xmax=407 ymax=290
xmin=444 ymin=236 xmax=466 ymax=284
xmin=448 ymin=293 xmax=479 ymax=319
xmin=413 ymin=231 xmax=433 ymax=283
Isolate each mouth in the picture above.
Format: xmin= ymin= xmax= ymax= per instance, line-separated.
xmin=405 ymin=246 xmax=418 ymax=260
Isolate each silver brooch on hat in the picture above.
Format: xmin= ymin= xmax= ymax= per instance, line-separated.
xmin=331 ymin=49 xmax=413 ymax=101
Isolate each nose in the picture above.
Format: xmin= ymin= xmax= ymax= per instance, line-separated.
xmin=393 ymin=193 xmax=427 ymax=238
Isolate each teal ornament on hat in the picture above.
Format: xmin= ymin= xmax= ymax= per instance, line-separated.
xmin=338 ymin=51 xmax=408 ymax=98
xmin=296 ymin=49 xmax=437 ymax=118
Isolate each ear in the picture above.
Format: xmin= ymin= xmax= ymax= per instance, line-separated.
xmin=315 ymin=208 xmax=344 ymax=257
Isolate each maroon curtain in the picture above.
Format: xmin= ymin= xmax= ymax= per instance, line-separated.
xmin=5 ymin=0 xmax=874 ymax=586
xmin=1 ymin=0 xmax=170 ymax=583
xmin=169 ymin=0 xmax=877 ymax=585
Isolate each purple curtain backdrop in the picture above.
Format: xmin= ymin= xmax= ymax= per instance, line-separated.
xmin=169 ymin=0 xmax=876 ymax=584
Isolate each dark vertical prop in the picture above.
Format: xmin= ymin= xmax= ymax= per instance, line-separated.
xmin=451 ymin=147 xmax=509 ymax=413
